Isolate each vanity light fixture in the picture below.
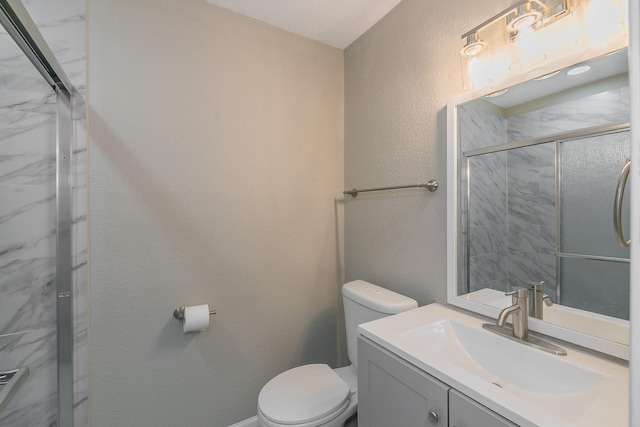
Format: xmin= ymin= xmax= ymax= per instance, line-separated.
xmin=459 ymin=0 xmax=568 ymax=57
xmin=461 ymin=0 xmax=627 ymax=90
xmin=566 ymin=65 xmax=592 ymax=75
xmin=462 ymin=32 xmax=485 ymax=56
xmin=460 ymin=0 xmax=578 ymax=90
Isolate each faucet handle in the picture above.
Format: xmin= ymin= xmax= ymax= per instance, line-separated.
xmin=543 ymin=295 xmax=553 ymax=307
xmin=505 ymin=287 xmax=528 ymax=299
xmin=526 ymin=281 xmax=545 ymax=292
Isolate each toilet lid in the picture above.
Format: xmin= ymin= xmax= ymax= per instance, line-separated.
xmin=258 ymin=364 xmax=350 ymax=425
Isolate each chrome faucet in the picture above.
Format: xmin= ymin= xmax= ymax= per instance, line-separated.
xmin=497 ymin=288 xmax=528 ymax=340
xmin=484 ymin=286 xmax=567 ymax=355
xmin=526 ymin=281 xmax=553 ymax=320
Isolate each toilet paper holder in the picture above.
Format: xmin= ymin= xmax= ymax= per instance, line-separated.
xmin=173 ymin=306 xmax=216 ymax=321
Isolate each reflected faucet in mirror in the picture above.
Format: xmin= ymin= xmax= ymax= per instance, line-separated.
xmin=527 ymin=281 xmax=553 ymax=320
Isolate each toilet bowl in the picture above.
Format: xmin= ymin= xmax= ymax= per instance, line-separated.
xmin=256 ymin=280 xmax=418 ymax=427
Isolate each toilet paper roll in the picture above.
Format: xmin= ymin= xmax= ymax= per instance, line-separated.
xmin=182 ymin=304 xmax=210 ymax=333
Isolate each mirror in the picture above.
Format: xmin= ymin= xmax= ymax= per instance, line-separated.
xmin=448 ymin=48 xmax=630 ymax=358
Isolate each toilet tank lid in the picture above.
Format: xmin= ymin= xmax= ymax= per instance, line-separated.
xmin=342 ymin=280 xmax=418 ymax=314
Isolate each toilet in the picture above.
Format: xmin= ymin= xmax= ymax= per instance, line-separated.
xmin=256 ymin=280 xmax=418 ymax=427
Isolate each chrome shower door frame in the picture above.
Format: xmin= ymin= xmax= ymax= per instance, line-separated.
xmin=56 ymin=88 xmax=74 ymax=427
xmin=0 ymin=0 xmax=76 ymax=425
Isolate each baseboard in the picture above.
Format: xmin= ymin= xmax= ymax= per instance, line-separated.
xmin=228 ymin=415 xmax=258 ymax=427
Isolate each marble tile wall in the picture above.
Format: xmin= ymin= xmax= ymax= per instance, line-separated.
xmin=0 ymin=0 xmax=86 ymax=425
xmin=468 ymin=152 xmax=509 ymax=292
xmin=506 ymin=143 xmax=557 ymax=299
xmin=464 ymin=140 xmax=558 ymax=298
xmin=460 ymin=104 xmax=510 ymax=293
xmin=459 ymin=104 xmax=507 ymax=151
xmin=507 ymin=87 xmax=631 ymax=142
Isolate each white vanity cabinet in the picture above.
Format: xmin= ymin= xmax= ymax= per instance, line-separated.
xmin=358 ymin=336 xmax=449 ymax=427
xmin=358 ymin=337 xmax=518 ymax=427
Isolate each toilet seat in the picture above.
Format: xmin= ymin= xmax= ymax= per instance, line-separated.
xmin=258 ymin=364 xmax=351 ymax=426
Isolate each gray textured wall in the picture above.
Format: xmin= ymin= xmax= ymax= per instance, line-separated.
xmin=344 ymin=0 xmax=512 ymax=304
xmin=87 ymin=1 xmax=344 ymax=425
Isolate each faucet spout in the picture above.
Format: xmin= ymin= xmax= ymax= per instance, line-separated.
xmin=497 ymin=305 xmax=520 ymax=327
xmin=496 ymin=287 xmax=529 ymax=340
xmin=484 ymin=288 xmax=566 ymax=355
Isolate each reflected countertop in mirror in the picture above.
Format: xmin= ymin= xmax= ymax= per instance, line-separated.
xmin=447 ymin=48 xmax=631 ymax=359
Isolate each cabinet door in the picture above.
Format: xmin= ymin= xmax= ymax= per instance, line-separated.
xmin=358 ymin=337 xmax=449 ymax=427
xmin=449 ymin=389 xmax=518 ymax=427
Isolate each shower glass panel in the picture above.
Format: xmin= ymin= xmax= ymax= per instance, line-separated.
xmin=0 ymin=0 xmax=75 ymax=424
xmin=559 ymin=258 xmax=630 ymax=319
xmin=0 ymin=20 xmax=58 ymax=427
xmin=559 ymin=130 xmax=631 ymax=319
xmin=560 ymin=131 xmax=631 ymax=258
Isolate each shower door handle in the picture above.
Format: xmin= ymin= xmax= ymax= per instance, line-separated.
xmin=613 ymin=159 xmax=631 ymax=247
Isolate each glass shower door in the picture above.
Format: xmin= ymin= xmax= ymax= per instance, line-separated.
xmin=0 ymin=0 xmax=76 ymax=424
xmin=558 ymin=129 xmax=631 ymax=319
xmin=0 ymin=23 xmax=59 ymax=426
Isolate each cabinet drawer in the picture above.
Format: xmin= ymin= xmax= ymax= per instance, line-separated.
xmin=449 ymin=389 xmax=518 ymax=427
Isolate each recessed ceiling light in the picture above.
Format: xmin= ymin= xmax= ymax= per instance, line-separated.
xmin=534 ymin=71 xmax=561 ymax=81
xmin=566 ymin=65 xmax=592 ymax=76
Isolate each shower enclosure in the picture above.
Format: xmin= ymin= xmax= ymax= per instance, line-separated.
xmin=0 ymin=0 xmax=86 ymax=425
xmin=464 ymin=124 xmax=631 ymax=319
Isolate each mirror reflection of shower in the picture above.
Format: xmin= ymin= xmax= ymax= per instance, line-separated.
xmin=559 ymin=129 xmax=630 ymax=319
xmin=458 ymin=49 xmax=631 ymax=321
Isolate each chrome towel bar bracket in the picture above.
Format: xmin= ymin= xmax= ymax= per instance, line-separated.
xmin=344 ymin=179 xmax=438 ymax=197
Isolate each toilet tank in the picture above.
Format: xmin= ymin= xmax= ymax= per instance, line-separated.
xmin=342 ymin=280 xmax=417 ymax=368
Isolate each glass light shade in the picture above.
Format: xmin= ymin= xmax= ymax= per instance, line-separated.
xmin=509 ymin=26 xmax=546 ymax=71
xmin=507 ymin=4 xmax=543 ymax=32
xmin=461 ymin=33 xmax=486 ymax=56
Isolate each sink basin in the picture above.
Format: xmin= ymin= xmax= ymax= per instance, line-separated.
xmin=401 ymin=319 xmax=607 ymax=394
xmin=358 ymin=303 xmax=628 ymax=427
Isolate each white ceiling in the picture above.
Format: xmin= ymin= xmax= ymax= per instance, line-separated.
xmin=204 ymin=0 xmax=404 ymax=49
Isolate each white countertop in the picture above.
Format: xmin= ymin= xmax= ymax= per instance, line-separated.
xmin=358 ymin=303 xmax=629 ymax=427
